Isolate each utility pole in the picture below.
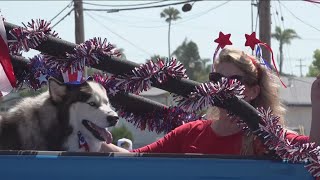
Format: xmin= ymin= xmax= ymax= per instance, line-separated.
xmin=251 ymin=0 xmax=254 ymax=55
xmin=258 ymin=0 xmax=271 ymax=64
xmin=74 ymin=0 xmax=87 ymax=78
xmin=296 ymin=59 xmax=306 ymax=77
xmin=74 ymin=0 xmax=85 ymax=44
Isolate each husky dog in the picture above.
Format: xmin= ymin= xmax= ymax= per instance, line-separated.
xmin=0 ymin=78 xmax=119 ymax=152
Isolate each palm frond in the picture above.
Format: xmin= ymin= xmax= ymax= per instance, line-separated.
xmin=160 ymin=7 xmax=181 ymax=23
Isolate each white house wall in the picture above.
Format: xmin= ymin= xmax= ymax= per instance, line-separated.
xmin=284 ymin=106 xmax=312 ymax=135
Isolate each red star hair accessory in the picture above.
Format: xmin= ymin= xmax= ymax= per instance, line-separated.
xmin=214 ymin=32 xmax=232 ymax=48
xmin=244 ymin=32 xmax=286 ymax=88
xmin=244 ymin=32 xmax=261 ymax=50
xmin=212 ymin=32 xmax=232 ymax=72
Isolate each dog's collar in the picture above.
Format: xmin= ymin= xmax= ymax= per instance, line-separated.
xmin=77 ymin=131 xmax=90 ymax=152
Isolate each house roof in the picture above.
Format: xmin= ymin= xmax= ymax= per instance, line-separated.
xmin=140 ymin=87 xmax=169 ymax=96
xmin=279 ymin=76 xmax=315 ymax=106
xmin=0 ymin=92 xmax=20 ymax=102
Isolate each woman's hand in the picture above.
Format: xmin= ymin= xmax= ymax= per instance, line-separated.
xmin=100 ymin=142 xmax=130 ymax=153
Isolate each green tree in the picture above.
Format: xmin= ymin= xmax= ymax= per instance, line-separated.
xmin=87 ymin=68 xmax=102 ymax=76
xmin=110 ymin=124 xmax=134 ymax=145
xmin=160 ymin=7 xmax=181 ymax=60
xmin=193 ymin=58 xmax=212 ymax=82
xmin=117 ymin=47 xmax=127 ymax=60
xmin=307 ymin=49 xmax=320 ymax=77
xmin=112 ymin=44 xmax=126 ymax=60
xmin=272 ymin=26 xmax=300 ymax=74
xmin=147 ymin=54 xmax=167 ymax=63
xmin=19 ymin=86 xmax=48 ymax=97
xmin=172 ymin=39 xmax=209 ymax=81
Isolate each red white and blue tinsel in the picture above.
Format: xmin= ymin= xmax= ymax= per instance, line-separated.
xmin=112 ymin=58 xmax=187 ymax=95
xmin=176 ymin=78 xmax=245 ymax=112
xmin=8 ymin=19 xmax=58 ymax=55
xmin=117 ymin=107 xmax=202 ymax=134
xmin=92 ymin=58 xmax=187 ymax=95
xmin=44 ymin=37 xmax=121 ymax=72
xmin=15 ymin=55 xmax=61 ymax=90
xmin=91 ymin=59 xmax=199 ymax=134
xmin=237 ymin=107 xmax=320 ymax=177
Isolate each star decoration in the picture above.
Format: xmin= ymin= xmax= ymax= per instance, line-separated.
xmin=109 ymin=88 xmax=119 ymax=96
xmin=214 ymin=32 xmax=232 ymax=48
xmin=37 ymin=73 xmax=48 ymax=85
xmin=245 ymin=32 xmax=261 ymax=50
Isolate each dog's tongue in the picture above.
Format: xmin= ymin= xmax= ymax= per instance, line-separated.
xmin=87 ymin=121 xmax=113 ymax=143
xmin=101 ymin=128 xmax=113 ymax=144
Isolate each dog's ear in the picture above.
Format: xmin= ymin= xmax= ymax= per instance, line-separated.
xmin=48 ymin=77 xmax=66 ymax=102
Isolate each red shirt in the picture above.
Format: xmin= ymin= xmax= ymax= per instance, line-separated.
xmin=132 ymin=120 xmax=309 ymax=155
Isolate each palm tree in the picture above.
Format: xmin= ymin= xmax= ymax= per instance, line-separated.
xmin=160 ymin=7 xmax=181 ymax=60
xmin=272 ymin=26 xmax=300 ymax=74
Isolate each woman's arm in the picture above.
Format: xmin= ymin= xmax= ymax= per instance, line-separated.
xmin=100 ymin=121 xmax=194 ymax=153
xmin=131 ymin=127 xmax=183 ymax=153
xmin=100 ymin=142 xmax=130 ymax=153
xmin=310 ymin=75 xmax=320 ymax=145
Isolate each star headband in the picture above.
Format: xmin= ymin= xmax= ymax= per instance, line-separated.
xmin=212 ymin=31 xmax=286 ymax=88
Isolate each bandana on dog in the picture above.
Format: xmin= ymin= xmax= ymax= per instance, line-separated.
xmin=77 ymin=131 xmax=90 ymax=152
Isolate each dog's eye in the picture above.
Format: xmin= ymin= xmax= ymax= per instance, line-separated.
xmin=88 ymin=102 xmax=97 ymax=107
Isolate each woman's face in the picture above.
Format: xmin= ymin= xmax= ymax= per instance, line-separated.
xmin=214 ymin=62 xmax=260 ymax=102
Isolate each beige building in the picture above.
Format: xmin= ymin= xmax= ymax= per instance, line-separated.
xmin=115 ymin=88 xmax=170 ymax=148
xmin=279 ymin=76 xmax=315 ymax=135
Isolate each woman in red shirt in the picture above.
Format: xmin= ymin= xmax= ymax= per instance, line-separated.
xmin=100 ymin=47 xmax=314 ymax=155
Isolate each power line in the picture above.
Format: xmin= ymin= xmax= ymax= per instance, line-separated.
xmin=297 ymin=38 xmax=320 ymax=41
xmin=279 ymin=1 xmax=320 ymax=33
xmin=89 ymin=1 xmax=230 ymax=29
xmin=272 ymin=2 xmax=295 ymax=76
xmin=52 ymin=8 xmax=74 ymax=28
xmin=171 ymin=1 xmax=231 ymax=25
xmin=90 ymin=11 xmax=166 ymax=29
xmin=254 ymin=0 xmax=259 ymax=32
xmin=83 ymin=0 xmax=169 ymax=7
xmin=305 ymin=0 xmax=320 ymax=9
xmin=85 ymin=12 xmax=153 ymax=57
xmin=83 ymin=0 xmax=202 ymax=13
xmin=104 ymin=13 xmax=164 ymax=23
xmin=277 ymin=0 xmax=285 ymax=29
xmin=296 ymin=59 xmax=307 ymax=77
xmin=49 ymin=1 xmax=73 ymax=23
xmin=271 ymin=3 xmax=279 ymax=27
xmin=303 ymin=0 xmax=320 ymax=5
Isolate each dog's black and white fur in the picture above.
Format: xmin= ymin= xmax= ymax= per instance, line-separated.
xmin=0 ymin=78 xmax=119 ymax=152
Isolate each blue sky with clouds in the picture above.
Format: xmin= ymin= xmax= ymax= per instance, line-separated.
xmin=1 ymin=1 xmax=319 ymax=76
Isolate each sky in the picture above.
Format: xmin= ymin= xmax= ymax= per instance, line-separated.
xmin=0 ymin=0 xmax=319 ymax=77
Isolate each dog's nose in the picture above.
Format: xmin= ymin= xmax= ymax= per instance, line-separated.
xmin=107 ymin=116 xmax=119 ymax=126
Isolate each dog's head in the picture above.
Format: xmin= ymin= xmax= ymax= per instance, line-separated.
xmin=48 ymin=78 xmax=118 ymax=144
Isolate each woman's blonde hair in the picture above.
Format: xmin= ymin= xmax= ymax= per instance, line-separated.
xmin=207 ymin=47 xmax=286 ymax=155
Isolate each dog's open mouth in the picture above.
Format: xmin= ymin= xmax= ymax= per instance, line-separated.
xmin=82 ymin=120 xmax=113 ymax=144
